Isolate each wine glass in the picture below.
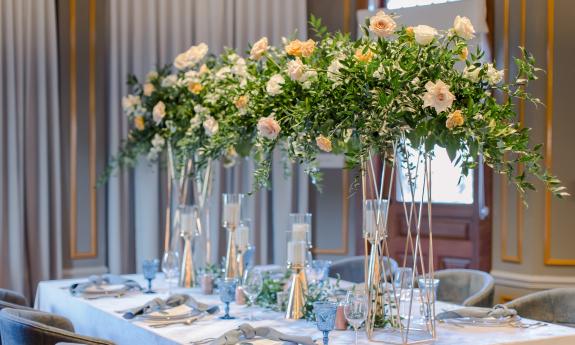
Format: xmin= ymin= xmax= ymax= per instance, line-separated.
xmin=219 ymin=278 xmax=238 ymax=319
xmin=142 ymin=259 xmax=159 ymax=294
xmin=344 ymin=290 xmax=368 ymax=345
xmin=313 ymin=301 xmax=338 ymax=345
xmin=241 ymin=268 xmax=263 ymax=320
xmin=162 ymin=251 xmax=180 ymax=296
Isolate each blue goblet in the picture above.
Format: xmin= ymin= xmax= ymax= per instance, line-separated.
xmin=219 ymin=278 xmax=238 ymax=320
xmin=314 ymin=301 xmax=338 ymax=345
xmin=142 ymin=259 xmax=159 ymax=294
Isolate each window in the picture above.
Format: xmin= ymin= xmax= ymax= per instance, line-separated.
xmin=396 ymin=145 xmax=473 ymax=204
xmin=386 ymin=0 xmax=462 ymax=10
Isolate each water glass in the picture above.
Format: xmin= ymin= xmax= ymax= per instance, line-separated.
xmin=241 ymin=268 xmax=263 ymax=320
xmin=418 ymin=277 xmax=440 ymax=321
xmin=142 ymin=259 xmax=159 ymax=294
xmin=219 ymin=278 xmax=238 ymax=319
xmin=344 ymin=290 xmax=368 ymax=345
xmin=161 ymin=251 xmax=180 ymax=296
xmin=314 ymin=301 xmax=338 ymax=345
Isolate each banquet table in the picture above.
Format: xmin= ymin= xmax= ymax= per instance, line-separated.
xmin=35 ymin=274 xmax=575 ymax=345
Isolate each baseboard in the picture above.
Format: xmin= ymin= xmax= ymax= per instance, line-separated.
xmin=491 ymin=269 xmax=575 ymax=290
xmin=62 ymin=265 xmax=109 ymax=278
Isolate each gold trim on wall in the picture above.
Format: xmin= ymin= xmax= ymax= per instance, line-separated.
xmin=543 ymin=0 xmax=574 ymax=266
xmin=312 ymin=169 xmax=350 ymax=255
xmin=69 ymin=0 xmax=98 ymax=259
xmin=343 ymin=0 xmax=351 ymax=34
xmin=500 ymin=0 xmax=523 ymax=264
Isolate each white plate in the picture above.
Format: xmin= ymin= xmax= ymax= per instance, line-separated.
xmin=141 ymin=305 xmax=198 ymax=321
xmin=83 ymin=284 xmax=126 ymax=294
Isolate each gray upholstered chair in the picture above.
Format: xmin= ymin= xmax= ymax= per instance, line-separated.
xmin=329 ymin=256 xmax=398 ymax=283
xmin=0 ymin=288 xmax=31 ymax=312
xmin=0 ymin=308 xmax=115 ymax=345
xmin=505 ymin=288 xmax=575 ymax=327
xmin=434 ymin=269 xmax=494 ymax=307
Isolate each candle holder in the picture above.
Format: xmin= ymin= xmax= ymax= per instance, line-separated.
xmin=288 ymin=213 xmax=312 ymax=261
xmin=285 ymin=263 xmax=308 ymax=320
xmin=235 ymin=219 xmax=252 ymax=279
xmin=179 ymin=205 xmax=201 ymax=288
xmin=222 ymin=194 xmax=244 ymax=279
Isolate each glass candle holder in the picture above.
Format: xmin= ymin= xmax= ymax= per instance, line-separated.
xmin=179 ymin=205 xmax=200 ymax=237
xmin=314 ymin=301 xmax=338 ymax=345
xmin=219 ymin=278 xmax=238 ymax=320
xmin=236 ymin=219 xmax=251 ymax=252
xmin=222 ymin=194 xmax=244 ymax=230
xmin=363 ymin=199 xmax=389 ymax=242
xmin=286 ymin=236 xmax=308 ymax=267
xmin=288 ymin=213 xmax=312 ymax=246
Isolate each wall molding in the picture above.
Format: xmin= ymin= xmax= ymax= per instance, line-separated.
xmin=491 ymin=269 xmax=575 ymax=290
xmin=63 ymin=265 xmax=108 ymax=279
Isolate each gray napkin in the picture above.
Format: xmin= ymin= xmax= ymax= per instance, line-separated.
xmin=436 ymin=304 xmax=517 ymax=320
xmin=69 ymin=274 xmax=142 ymax=296
xmin=122 ymin=294 xmax=218 ymax=319
xmin=210 ymin=323 xmax=315 ymax=345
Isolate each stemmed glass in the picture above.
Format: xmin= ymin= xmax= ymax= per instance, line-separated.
xmin=241 ymin=268 xmax=263 ymax=320
xmin=162 ymin=251 xmax=180 ymax=296
xmin=142 ymin=259 xmax=159 ymax=294
xmin=219 ymin=278 xmax=238 ymax=320
xmin=313 ymin=301 xmax=338 ymax=345
xmin=344 ymin=290 xmax=368 ymax=345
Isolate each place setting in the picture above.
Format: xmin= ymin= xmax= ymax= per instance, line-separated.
xmin=67 ymin=274 xmax=143 ymax=300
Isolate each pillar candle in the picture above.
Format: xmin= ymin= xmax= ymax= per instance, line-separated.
xmin=292 ymin=223 xmax=309 ymax=242
xmin=364 ymin=209 xmax=375 ymax=236
xmin=236 ymin=224 xmax=249 ymax=251
xmin=223 ymin=203 xmax=240 ymax=226
xmin=288 ymin=241 xmax=306 ymax=266
xmin=180 ymin=212 xmax=196 ymax=235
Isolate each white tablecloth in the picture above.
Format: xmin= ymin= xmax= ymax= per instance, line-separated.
xmin=35 ymin=274 xmax=575 ymax=345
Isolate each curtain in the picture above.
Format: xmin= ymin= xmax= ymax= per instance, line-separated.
xmin=0 ymin=0 xmax=62 ymax=299
xmin=107 ymin=0 xmax=308 ymax=273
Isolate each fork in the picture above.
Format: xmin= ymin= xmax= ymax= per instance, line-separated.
xmin=189 ymin=338 xmax=215 ymax=345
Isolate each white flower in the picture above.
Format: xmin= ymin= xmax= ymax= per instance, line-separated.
xmin=413 ymin=25 xmax=437 ymax=45
xmin=463 ymin=65 xmax=481 ymax=82
xmin=173 ymin=43 xmax=209 ymax=70
xmin=151 ymin=133 xmax=165 ymax=149
xmin=121 ymin=94 xmax=141 ymax=112
xmin=215 ymin=66 xmax=231 ymax=80
xmin=203 ymin=116 xmax=218 ymax=136
xmin=287 ymin=58 xmax=305 ymax=82
xmin=373 ymin=65 xmax=385 ymax=79
xmin=146 ymin=70 xmax=158 ymax=81
xmin=190 ymin=114 xmax=202 ymax=129
xmin=266 ymin=74 xmax=285 ymax=96
xmin=152 ymin=101 xmax=166 ymax=124
xmin=183 ymin=70 xmax=199 ymax=84
xmin=422 ymin=80 xmax=455 ymax=113
xmin=250 ymin=37 xmax=269 ymax=60
xmin=231 ymin=57 xmax=248 ymax=77
xmin=369 ymin=11 xmax=396 ymax=38
xmin=161 ymin=74 xmax=178 ymax=87
xmin=327 ymin=58 xmax=344 ymax=82
xmin=194 ymin=104 xmax=209 ymax=116
xmin=453 ymin=15 xmax=475 ymax=40
xmin=301 ymin=70 xmax=317 ymax=89
xmin=486 ymin=63 xmax=504 ymax=85
xmin=257 ymin=116 xmax=281 ymax=140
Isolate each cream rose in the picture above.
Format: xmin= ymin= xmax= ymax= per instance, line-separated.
xmin=250 ymin=37 xmax=269 ymax=60
xmin=190 ymin=114 xmax=201 ymax=129
xmin=134 ymin=116 xmax=145 ymax=131
xmin=146 ymin=70 xmax=158 ymax=81
xmin=327 ymin=58 xmax=343 ymax=82
xmin=287 ymin=58 xmax=305 ymax=81
xmin=121 ymin=94 xmax=140 ymax=111
xmin=257 ymin=116 xmax=281 ymax=140
xmin=188 ymin=82 xmax=203 ymax=94
xmin=266 ymin=74 xmax=285 ymax=96
xmin=143 ymin=83 xmax=155 ymax=96
xmin=300 ymin=39 xmax=316 ymax=58
xmin=199 ymin=64 xmax=210 ymax=75
xmin=463 ymin=65 xmax=481 ymax=82
xmin=152 ymin=101 xmax=166 ymax=124
xmin=173 ymin=43 xmax=209 ymax=70
xmin=354 ymin=48 xmax=374 ymax=63
xmin=453 ymin=15 xmax=475 ymax=40
xmin=422 ymin=80 xmax=455 ymax=113
xmin=413 ymin=25 xmax=437 ymax=45
xmin=316 ymin=135 xmax=332 ymax=152
xmin=203 ymin=116 xmax=218 ymax=137
xmin=161 ymin=74 xmax=177 ymax=87
xmin=369 ymin=11 xmax=397 ymax=38
xmin=235 ymin=95 xmax=249 ymax=109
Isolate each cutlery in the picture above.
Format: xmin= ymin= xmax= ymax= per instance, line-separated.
xmin=84 ymin=292 xmax=126 ymax=300
xmin=148 ymin=316 xmax=200 ymax=328
xmin=189 ymin=338 xmax=215 ymax=345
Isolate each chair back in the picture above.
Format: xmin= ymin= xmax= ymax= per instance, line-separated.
xmin=329 ymin=255 xmax=398 ymax=283
xmin=505 ymin=288 xmax=575 ymax=327
xmin=434 ymin=269 xmax=494 ymax=307
xmin=0 ymin=308 xmax=115 ymax=345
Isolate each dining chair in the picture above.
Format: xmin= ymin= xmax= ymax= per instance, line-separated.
xmin=0 ymin=308 xmax=115 ymax=345
xmin=433 ymin=269 xmax=494 ymax=307
xmin=329 ymin=256 xmax=398 ymax=283
xmin=505 ymin=288 xmax=575 ymax=327
xmin=0 ymin=288 xmax=30 ymax=311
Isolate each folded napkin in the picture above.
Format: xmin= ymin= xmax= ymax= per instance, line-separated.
xmin=69 ymin=274 xmax=142 ymax=296
xmin=210 ymin=324 xmax=315 ymax=345
xmin=122 ymin=294 xmax=218 ymax=319
xmin=436 ymin=304 xmax=517 ymax=320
